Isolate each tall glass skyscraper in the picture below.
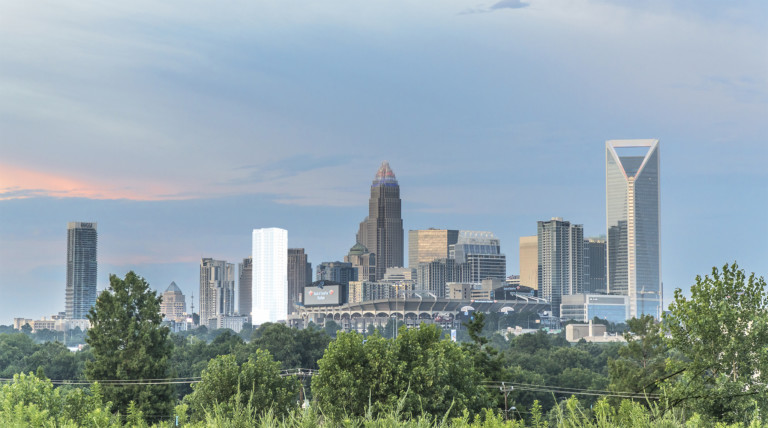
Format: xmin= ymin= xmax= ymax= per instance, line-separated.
xmin=357 ymin=162 xmax=404 ymax=280
xmin=65 ymin=222 xmax=98 ymax=319
xmin=252 ymin=228 xmax=288 ymax=325
xmin=606 ymin=140 xmax=661 ymax=319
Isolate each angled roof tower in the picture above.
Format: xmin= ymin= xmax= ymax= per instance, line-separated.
xmin=606 ymin=139 xmax=661 ymax=320
xmin=357 ymin=161 xmax=404 ymax=279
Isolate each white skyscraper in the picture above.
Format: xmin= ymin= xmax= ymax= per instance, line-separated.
xmin=251 ymin=228 xmax=288 ymax=325
xmin=606 ymin=139 xmax=661 ymax=320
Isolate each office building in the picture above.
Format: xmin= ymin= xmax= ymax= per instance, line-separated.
xmin=252 ymin=228 xmax=288 ymax=325
xmin=357 ymin=161 xmax=404 ymax=279
xmin=519 ymin=236 xmax=538 ymax=290
xmin=450 ymin=231 xmax=506 ymax=283
xmin=199 ymin=258 xmax=236 ymax=328
xmin=538 ymin=218 xmax=584 ymax=317
xmin=287 ymin=248 xmax=312 ymax=314
xmin=316 ymin=261 xmax=357 ymax=287
xmin=345 ymin=243 xmax=376 ymax=282
xmin=408 ymin=229 xmax=459 ymax=268
xmin=560 ymin=293 xmax=629 ymax=324
xmin=606 ymin=140 xmax=661 ymax=319
xmin=160 ymin=281 xmax=186 ymax=321
xmin=584 ymin=238 xmax=607 ymax=294
xmin=65 ymin=222 xmax=98 ymax=319
xmin=238 ymin=257 xmax=252 ymax=318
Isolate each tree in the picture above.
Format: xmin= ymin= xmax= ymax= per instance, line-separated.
xmin=663 ymin=263 xmax=768 ymax=423
xmin=312 ymin=324 xmax=489 ymax=420
xmin=183 ymin=352 xmax=299 ymax=421
xmin=608 ymin=315 xmax=669 ymax=399
xmin=85 ymin=271 xmax=174 ymax=420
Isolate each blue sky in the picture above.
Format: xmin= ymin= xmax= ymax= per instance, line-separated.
xmin=1 ymin=0 xmax=766 ymax=324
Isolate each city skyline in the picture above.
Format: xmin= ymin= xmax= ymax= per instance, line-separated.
xmin=1 ymin=1 xmax=766 ymax=324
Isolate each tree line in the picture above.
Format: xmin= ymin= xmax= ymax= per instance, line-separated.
xmin=0 ymin=263 xmax=766 ymax=427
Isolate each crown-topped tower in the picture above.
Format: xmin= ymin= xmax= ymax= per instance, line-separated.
xmin=357 ymin=161 xmax=404 ymax=280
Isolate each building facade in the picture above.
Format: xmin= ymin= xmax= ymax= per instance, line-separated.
xmin=160 ymin=281 xmax=186 ymax=321
xmin=606 ymin=140 xmax=661 ymax=319
xmin=416 ymin=258 xmax=456 ymax=297
xmin=584 ymin=238 xmax=607 ymax=294
xmin=357 ymin=161 xmax=404 ymax=279
xmin=560 ymin=293 xmax=629 ymax=324
xmin=65 ymin=222 xmax=98 ymax=319
xmin=287 ymin=248 xmax=312 ymax=314
xmin=199 ymin=258 xmax=236 ymax=328
xmin=408 ymin=229 xmax=459 ymax=269
xmin=238 ymin=257 xmax=252 ymax=318
xmin=450 ymin=231 xmax=506 ymax=283
xmin=345 ymin=243 xmax=376 ymax=283
xmin=316 ymin=261 xmax=358 ymax=287
xmin=252 ymin=228 xmax=288 ymax=325
xmin=519 ymin=236 xmax=538 ymax=290
xmin=537 ymin=218 xmax=584 ymax=317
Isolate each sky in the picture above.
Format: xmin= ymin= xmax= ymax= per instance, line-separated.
xmin=1 ymin=0 xmax=766 ymax=324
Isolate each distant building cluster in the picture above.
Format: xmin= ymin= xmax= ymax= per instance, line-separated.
xmin=15 ymin=140 xmax=661 ymax=333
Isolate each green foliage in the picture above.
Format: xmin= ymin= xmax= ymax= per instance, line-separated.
xmin=85 ymin=271 xmax=175 ymax=420
xmin=0 ymin=333 xmax=89 ymax=381
xmin=663 ymin=263 xmax=768 ymax=423
xmin=183 ymin=351 xmax=300 ymax=422
xmin=608 ymin=315 xmax=669 ymax=398
xmin=312 ymin=324 xmax=489 ymax=421
xmin=0 ymin=373 xmax=117 ymax=427
xmin=247 ymin=322 xmax=331 ymax=369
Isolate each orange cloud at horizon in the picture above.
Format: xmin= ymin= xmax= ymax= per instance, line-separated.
xmin=0 ymin=163 xmax=190 ymax=201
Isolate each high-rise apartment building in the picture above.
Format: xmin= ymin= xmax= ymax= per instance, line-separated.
xmin=252 ymin=228 xmax=288 ymax=325
xmin=357 ymin=161 xmax=404 ymax=280
xmin=345 ymin=243 xmax=376 ymax=282
xmin=199 ymin=258 xmax=235 ymax=328
xmin=238 ymin=257 xmax=252 ymax=317
xmin=584 ymin=238 xmax=607 ymax=294
xmin=416 ymin=258 xmax=456 ymax=297
xmin=606 ymin=140 xmax=661 ymax=319
xmin=65 ymin=222 xmax=98 ymax=319
xmin=450 ymin=231 xmax=506 ymax=283
xmin=519 ymin=236 xmax=538 ymax=290
xmin=160 ymin=281 xmax=186 ymax=321
xmin=287 ymin=248 xmax=311 ymax=314
xmin=538 ymin=218 xmax=584 ymax=317
xmin=408 ymin=229 xmax=459 ymax=269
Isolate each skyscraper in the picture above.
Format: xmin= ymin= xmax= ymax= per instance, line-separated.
xmin=357 ymin=161 xmax=404 ymax=280
xmin=450 ymin=231 xmax=506 ymax=283
xmin=519 ymin=236 xmax=538 ymax=290
xmin=416 ymin=258 xmax=456 ymax=297
xmin=584 ymin=238 xmax=607 ymax=294
xmin=65 ymin=222 xmax=98 ymax=319
xmin=316 ymin=261 xmax=357 ymax=287
xmin=160 ymin=281 xmax=186 ymax=321
xmin=538 ymin=218 xmax=584 ymax=317
xmin=408 ymin=229 xmax=459 ymax=269
xmin=238 ymin=257 xmax=252 ymax=317
xmin=199 ymin=258 xmax=235 ymax=328
xmin=345 ymin=243 xmax=376 ymax=282
xmin=606 ymin=139 xmax=661 ymax=319
xmin=252 ymin=228 xmax=288 ymax=325
xmin=287 ymin=248 xmax=311 ymax=314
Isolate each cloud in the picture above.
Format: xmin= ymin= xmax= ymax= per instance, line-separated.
xmin=462 ymin=0 xmax=528 ymax=14
xmin=491 ymin=0 xmax=529 ymax=10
